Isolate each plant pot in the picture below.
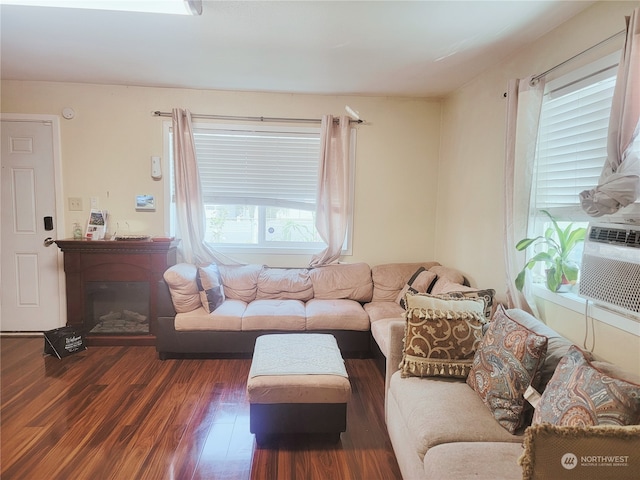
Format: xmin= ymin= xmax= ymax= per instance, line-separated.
xmin=545 ymin=268 xmax=574 ymax=293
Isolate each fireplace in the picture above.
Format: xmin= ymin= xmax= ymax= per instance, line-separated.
xmin=85 ymin=281 xmax=150 ymax=335
xmin=55 ymin=238 xmax=178 ymax=346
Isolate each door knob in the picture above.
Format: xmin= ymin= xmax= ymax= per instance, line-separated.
xmin=44 ymin=237 xmax=55 ymax=247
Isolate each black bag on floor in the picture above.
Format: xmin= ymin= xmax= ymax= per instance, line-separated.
xmin=43 ymin=326 xmax=87 ymax=358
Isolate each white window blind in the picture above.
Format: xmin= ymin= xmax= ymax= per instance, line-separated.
xmin=534 ymin=73 xmax=616 ymax=216
xmin=193 ymin=126 xmax=321 ymax=210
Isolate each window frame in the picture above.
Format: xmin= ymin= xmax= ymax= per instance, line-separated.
xmin=527 ymin=51 xmax=640 ymax=335
xmin=525 ymin=52 xmax=620 ymax=286
xmin=162 ymin=120 xmax=356 ymax=256
xmin=530 ymin=51 xmax=620 ymax=224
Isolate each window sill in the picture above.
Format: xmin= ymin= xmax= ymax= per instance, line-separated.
xmin=532 ymin=284 xmax=640 ymax=337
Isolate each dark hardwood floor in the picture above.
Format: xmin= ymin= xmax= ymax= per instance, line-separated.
xmin=0 ymin=337 xmax=401 ymax=480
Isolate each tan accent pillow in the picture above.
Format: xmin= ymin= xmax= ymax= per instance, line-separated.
xmin=163 ymin=263 xmax=201 ymax=313
xmin=520 ymin=423 xmax=640 ymax=480
xmin=395 ymin=267 xmax=438 ymax=309
xmin=197 ymin=264 xmax=225 ymax=313
xmin=429 ymin=266 xmax=467 ymax=291
xmin=255 ymin=267 xmax=313 ymax=301
xmin=431 ymin=279 xmax=496 ymax=320
xmin=399 ymin=293 xmax=486 ymax=379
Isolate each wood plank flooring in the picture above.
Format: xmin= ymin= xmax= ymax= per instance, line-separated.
xmin=0 ymin=337 xmax=401 ymax=480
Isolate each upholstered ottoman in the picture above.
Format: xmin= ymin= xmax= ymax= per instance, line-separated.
xmin=247 ymin=333 xmax=351 ymax=444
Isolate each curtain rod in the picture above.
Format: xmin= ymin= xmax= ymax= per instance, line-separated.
xmin=152 ymin=110 xmax=364 ymax=124
xmin=530 ymin=29 xmax=625 ymax=85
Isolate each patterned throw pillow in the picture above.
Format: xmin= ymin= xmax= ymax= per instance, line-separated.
xmin=466 ymin=305 xmax=548 ymax=434
xmin=533 ymin=345 xmax=640 ymax=427
xmin=396 ymin=267 xmax=438 ymax=309
xmin=399 ymin=293 xmax=487 ymax=379
xmin=430 ymin=279 xmax=495 ymax=320
xmin=196 ymin=264 xmax=225 ymax=313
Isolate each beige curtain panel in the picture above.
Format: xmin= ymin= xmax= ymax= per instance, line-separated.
xmin=503 ymin=76 xmax=545 ymax=314
xmin=172 ymin=108 xmax=238 ymax=266
xmin=580 ymin=8 xmax=640 ymax=217
xmin=310 ymin=115 xmax=352 ymax=267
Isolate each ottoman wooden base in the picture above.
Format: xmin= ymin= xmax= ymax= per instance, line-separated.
xmin=247 ymin=334 xmax=351 ymax=445
xmin=250 ymin=403 xmax=346 ymax=445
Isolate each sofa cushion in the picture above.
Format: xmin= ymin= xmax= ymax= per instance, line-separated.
xmin=218 ymin=264 xmax=262 ymax=303
xmin=400 ymin=293 xmax=486 ymax=379
xmin=430 ymin=279 xmax=495 ymax=320
xmin=309 ymin=262 xmax=373 ymax=302
xmin=371 ymin=318 xmax=403 ymax=357
xmin=163 ymin=263 xmax=202 ymax=313
xmin=429 ymin=265 xmax=468 ymax=291
xmin=305 ymin=299 xmax=370 ymax=331
xmin=364 ymin=301 xmax=404 ymax=323
xmin=371 ymin=262 xmax=440 ymax=302
xmin=505 ymin=308 xmax=575 ymax=391
xmin=423 ymin=442 xmax=524 ymax=480
xmin=174 ymin=300 xmax=245 ymax=331
xmin=533 ymin=345 xmax=640 ymax=427
xmin=467 ymin=305 xmax=548 ymax=434
xmin=256 ymin=267 xmax=313 ymax=301
xmin=196 ymin=264 xmax=225 ymax=313
xmin=395 ymin=267 xmax=438 ymax=309
xmin=241 ymin=299 xmax=306 ymax=331
xmin=388 ymin=372 xmax=523 ymax=463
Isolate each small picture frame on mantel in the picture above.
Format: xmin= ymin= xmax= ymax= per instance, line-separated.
xmin=136 ymin=194 xmax=155 ymax=211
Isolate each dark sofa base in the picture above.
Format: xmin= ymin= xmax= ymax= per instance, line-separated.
xmin=155 ymin=316 xmax=371 ymax=359
xmin=250 ymin=403 xmax=346 ymax=445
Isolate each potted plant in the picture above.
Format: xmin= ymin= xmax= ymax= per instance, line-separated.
xmin=515 ymin=210 xmax=587 ymax=292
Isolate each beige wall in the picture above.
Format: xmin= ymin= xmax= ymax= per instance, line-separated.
xmin=535 ymin=296 xmax=640 ymax=377
xmin=437 ymin=1 xmax=640 ymax=372
xmin=1 ymin=82 xmax=441 ymax=267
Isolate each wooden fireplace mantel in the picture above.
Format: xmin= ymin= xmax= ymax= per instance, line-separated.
xmin=55 ymin=238 xmax=178 ymax=346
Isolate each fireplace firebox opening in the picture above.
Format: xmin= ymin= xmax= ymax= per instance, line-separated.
xmin=85 ymin=281 xmax=150 ymax=335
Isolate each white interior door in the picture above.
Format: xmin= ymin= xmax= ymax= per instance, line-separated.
xmin=1 ymin=117 xmax=64 ymax=332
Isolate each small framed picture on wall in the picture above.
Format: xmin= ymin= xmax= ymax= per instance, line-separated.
xmin=136 ymin=194 xmax=155 ymax=211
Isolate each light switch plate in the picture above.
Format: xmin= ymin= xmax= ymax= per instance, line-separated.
xmin=68 ymin=197 xmax=83 ymax=211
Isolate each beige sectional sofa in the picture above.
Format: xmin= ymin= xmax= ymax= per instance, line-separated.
xmin=155 ymin=261 xmax=468 ymax=359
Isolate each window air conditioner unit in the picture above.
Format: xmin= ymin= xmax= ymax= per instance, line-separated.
xmin=579 ymin=222 xmax=640 ymax=319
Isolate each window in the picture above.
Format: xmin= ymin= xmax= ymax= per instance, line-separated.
xmin=528 ymin=53 xmax=619 ymax=279
xmin=164 ymin=122 xmax=355 ymax=254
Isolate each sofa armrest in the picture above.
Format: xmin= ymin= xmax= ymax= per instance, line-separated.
xmin=157 ymin=280 xmax=177 ymax=318
xmin=385 ymin=319 xmax=405 ymax=390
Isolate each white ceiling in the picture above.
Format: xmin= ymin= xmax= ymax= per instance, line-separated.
xmin=1 ymin=1 xmax=595 ymax=97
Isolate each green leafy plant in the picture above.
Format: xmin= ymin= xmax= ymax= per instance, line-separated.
xmin=515 ymin=210 xmax=587 ymax=292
